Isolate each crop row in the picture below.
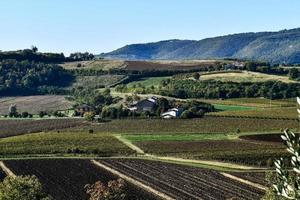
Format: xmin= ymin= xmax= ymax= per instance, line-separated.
xmin=98 ymin=158 xmax=265 ymax=200
xmin=87 ymin=117 xmax=299 ymax=134
xmin=0 ymin=118 xmax=84 ymax=138
xmin=208 ymin=107 xmax=298 ymax=119
xmin=3 ymin=159 xmax=157 ymax=200
xmin=134 ymin=140 xmax=287 ymax=167
xmin=0 ymin=132 xmax=134 ymax=157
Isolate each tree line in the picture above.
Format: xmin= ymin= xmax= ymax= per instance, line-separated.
xmin=0 ymin=47 xmax=94 ymax=63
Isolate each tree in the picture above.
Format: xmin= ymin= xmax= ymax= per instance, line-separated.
xmin=289 ymin=68 xmax=299 ymax=80
xmin=192 ymin=72 xmax=200 ymax=80
xmin=31 ymin=46 xmax=38 ymax=53
xmin=85 ymin=179 xmax=126 ymax=200
xmin=21 ymin=112 xmax=29 ymax=118
xmin=8 ymin=104 xmax=18 ymax=118
xmin=84 ymin=112 xmax=95 ymax=121
xmin=0 ymin=175 xmax=51 ymax=200
xmin=39 ymin=111 xmax=47 ymax=118
xmin=271 ymin=97 xmax=300 ymax=199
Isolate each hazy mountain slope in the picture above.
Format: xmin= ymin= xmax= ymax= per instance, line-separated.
xmin=102 ymin=28 xmax=300 ymax=64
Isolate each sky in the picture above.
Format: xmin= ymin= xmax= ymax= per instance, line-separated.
xmin=1 ymin=0 xmax=300 ymax=55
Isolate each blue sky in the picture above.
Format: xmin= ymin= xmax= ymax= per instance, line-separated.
xmin=1 ymin=0 xmax=300 ymax=55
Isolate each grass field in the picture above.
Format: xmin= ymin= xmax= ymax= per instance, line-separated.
xmin=126 ymin=76 xmax=170 ymax=88
xmin=200 ymin=97 xmax=296 ymax=108
xmin=213 ymin=104 xmax=256 ymax=111
xmin=69 ymin=75 xmax=126 ymax=89
xmin=61 ymin=60 xmax=125 ymax=71
xmin=209 ymin=106 xmax=298 ymax=119
xmin=0 ymin=95 xmax=74 ymax=115
xmin=0 ymin=132 xmax=134 ymax=157
xmin=199 ymin=71 xmax=296 ymax=83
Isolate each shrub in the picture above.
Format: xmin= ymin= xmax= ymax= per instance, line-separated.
xmin=0 ymin=175 xmax=51 ymax=200
xmin=84 ymin=112 xmax=95 ymax=122
xmin=21 ymin=112 xmax=29 ymax=118
xmin=85 ymin=179 xmax=126 ymax=200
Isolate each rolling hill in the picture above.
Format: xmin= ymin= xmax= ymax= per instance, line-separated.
xmin=101 ymin=28 xmax=300 ymax=64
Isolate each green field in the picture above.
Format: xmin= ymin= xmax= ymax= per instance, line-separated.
xmin=213 ymin=104 xmax=255 ymax=111
xmin=126 ymin=76 xmax=170 ymax=88
xmin=0 ymin=132 xmax=134 ymax=157
xmin=209 ymin=106 xmax=298 ymax=119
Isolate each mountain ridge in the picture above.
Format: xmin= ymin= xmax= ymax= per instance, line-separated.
xmin=101 ymin=28 xmax=300 ymax=64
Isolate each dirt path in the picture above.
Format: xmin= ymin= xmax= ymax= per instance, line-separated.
xmin=91 ymin=160 xmax=174 ymax=200
xmin=220 ymin=172 xmax=267 ymax=191
xmin=0 ymin=161 xmax=16 ymax=177
xmin=114 ymin=135 xmax=145 ymax=154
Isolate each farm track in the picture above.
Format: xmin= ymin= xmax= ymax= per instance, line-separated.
xmin=98 ymin=159 xmax=265 ymax=200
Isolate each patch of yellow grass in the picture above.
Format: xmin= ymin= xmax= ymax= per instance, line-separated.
xmin=200 ymin=71 xmax=296 ymax=83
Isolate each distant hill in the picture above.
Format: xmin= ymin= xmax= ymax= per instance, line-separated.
xmin=101 ymin=28 xmax=300 ymax=64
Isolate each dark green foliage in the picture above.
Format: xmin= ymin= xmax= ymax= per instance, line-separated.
xmin=0 ymin=175 xmax=51 ymax=200
xmin=288 ymin=68 xmax=300 ymax=80
xmin=21 ymin=112 xmax=29 ymax=118
xmin=0 ymin=60 xmax=72 ymax=96
xmin=39 ymin=111 xmax=47 ymax=118
xmin=160 ymin=79 xmax=300 ymax=99
xmin=69 ymin=52 xmax=94 ymax=61
xmin=0 ymin=49 xmax=65 ymax=63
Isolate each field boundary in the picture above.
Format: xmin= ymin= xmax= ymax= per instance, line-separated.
xmin=221 ymin=172 xmax=267 ymax=191
xmin=0 ymin=161 xmax=16 ymax=177
xmin=91 ymin=160 xmax=174 ymax=200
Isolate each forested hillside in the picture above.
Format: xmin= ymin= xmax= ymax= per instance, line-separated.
xmin=0 ymin=60 xmax=72 ymax=96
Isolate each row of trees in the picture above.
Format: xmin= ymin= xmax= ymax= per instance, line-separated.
xmin=0 ymin=47 xmax=95 ymax=63
xmin=159 ymin=80 xmax=300 ymax=99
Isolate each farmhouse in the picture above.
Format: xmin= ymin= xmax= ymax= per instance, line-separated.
xmin=129 ymin=96 xmax=158 ymax=112
xmin=161 ymin=108 xmax=183 ymax=119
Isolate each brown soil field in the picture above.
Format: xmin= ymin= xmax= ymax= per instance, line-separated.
xmin=98 ymin=158 xmax=265 ymax=200
xmin=0 ymin=95 xmax=74 ymax=115
xmin=240 ymin=133 xmax=299 ymax=143
xmin=4 ymin=159 xmax=158 ymax=200
xmin=124 ymin=60 xmax=218 ymax=71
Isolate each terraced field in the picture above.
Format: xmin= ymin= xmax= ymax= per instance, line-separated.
xmin=3 ymin=159 xmax=157 ymax=200
xmin=98 ymin=158 xmax=265 ymax=200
